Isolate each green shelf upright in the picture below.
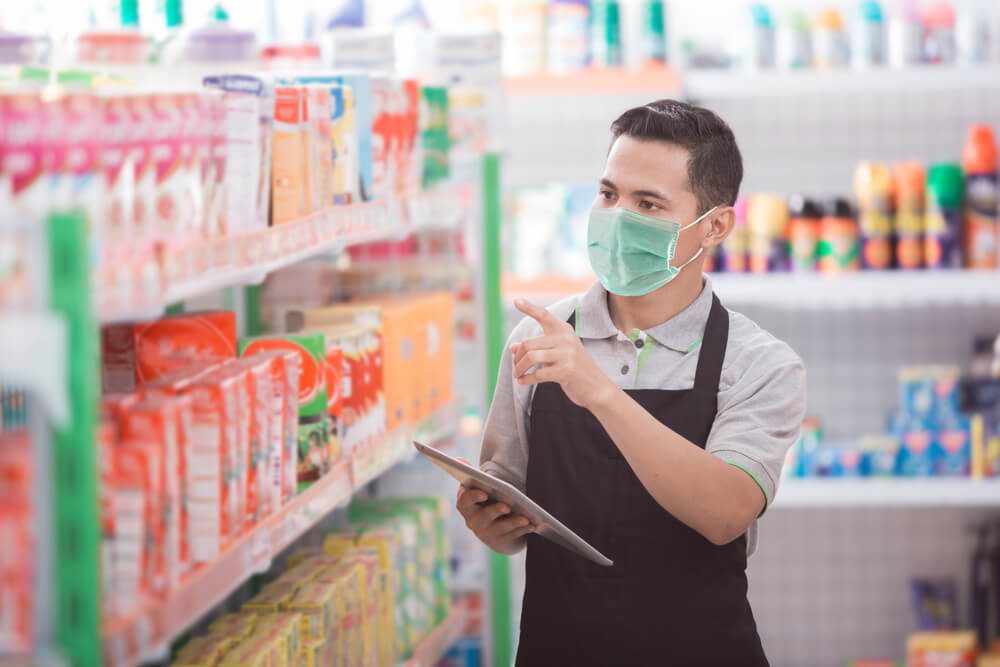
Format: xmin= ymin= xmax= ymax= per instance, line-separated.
xmin=481 ymin=152 xmax=514 ymax=667
xmin=47 ymin=211 xmax=101 ymax=667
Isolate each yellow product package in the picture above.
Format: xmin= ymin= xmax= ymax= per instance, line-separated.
xmin=217 ymin=637 xmax=270 ymax=667
xmin=285 ymin=546 xmax=324 ymax=568
xmin=298 ymin=638 xmax=333 ymax=667
xmin=208 ymin=613 xmax=257 ymax=641
xmin=253 ymin=612 xmax=302 ymax=667
xmin=242 ymin=581 xmax=299 ymax=614
xmin=288 ymin=579 xmax=339 ymax=643
xmin=344 ymin=550 xmax=380 ymax=667
xmin=323 ymin=560 xmax=365 ymax=667
xmin=325 ymin=529 xmax=399 ymax=665
xmin=172 ymin=634 xmax=235 ymax=667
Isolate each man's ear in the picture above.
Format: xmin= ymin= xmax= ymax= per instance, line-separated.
xmin=702 ymin=206 xmax=736 ymax=248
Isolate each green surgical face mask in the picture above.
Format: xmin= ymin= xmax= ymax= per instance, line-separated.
xmin=587 ymin=205 xmax=717 ymax=297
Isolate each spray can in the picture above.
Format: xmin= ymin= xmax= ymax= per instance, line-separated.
xmin=852 ymin=0 xmax=887 ymax=68
xmin=814 ymin=8 xmax=849 ymax=68
xmin=723 ymin=197 xmax=749 ymax=273
xmin=590 ymin=0 xmax=623 ymax=67
xmin=888 ymin=0 xmax=924 ymax=66
xmin=640 ymin=0 xmax=668 ymax=66
xmin=956 ymin=0 xmax=993 ymax=65
xmin=893 ymin=161 xmax=925 ymax=269
xmin=778 ymin=11 xmax=813 ymax=69
xmin=962 ymin=125 xmax=999 ymax=270
xmin=925 ymin=163 xmax=964 ymax=269
xmin=748 ymin=194 xmax=789 ymax=273
xmin=923 ymin=1 xmax=957 ymax=64
xmin=788 ymin=194 xmax=822 ymax=272
xmin=747 ymin=3 xmax=776 ymax=69
xmin=818 ymin=198 xmax=860 ymax=273
xmin=855 ymin=162 xmax=894 ymax=269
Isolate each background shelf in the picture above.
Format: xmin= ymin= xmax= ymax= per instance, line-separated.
xmin=773 ymin=479 xmax=1000 ymax=509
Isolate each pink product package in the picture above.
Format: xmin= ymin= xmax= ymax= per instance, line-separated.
xmin=1 ymin=91 xmax=48 ymax=219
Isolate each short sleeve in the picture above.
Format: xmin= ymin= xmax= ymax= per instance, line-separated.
xmin=706 ymin=325 xmax=807 ymax=510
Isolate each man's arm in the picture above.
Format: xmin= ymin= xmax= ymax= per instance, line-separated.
xmin=512 ymin=299 xmax=805 ymax=546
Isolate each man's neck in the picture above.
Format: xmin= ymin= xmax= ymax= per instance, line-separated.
xmin=607 ymin=266 xmax=704 ymax=334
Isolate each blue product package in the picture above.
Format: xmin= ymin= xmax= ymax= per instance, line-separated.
xmin=861 ymin=436 xmax=899 ymax=477
xmin=296 ymin=73 xmax=374 ymax=202
xmin=897 ymin=429 xmax=937 ymax=476
xmin=935 ymin=418 xmax=971 ymax=476
xmin=898 ymin=367 xmax=936 ymax=423
xmin=932 ymin=366 xmax=962 ymax=424
xmin=813 ymin=446 xmax=840 ymax=477
xmin=837 ymin=446 xmax=867 ymax=477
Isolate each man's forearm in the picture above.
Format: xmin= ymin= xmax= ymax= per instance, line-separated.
xmin=588 ymin=386 xmax=764 ymax=545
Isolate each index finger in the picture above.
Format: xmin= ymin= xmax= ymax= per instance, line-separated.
xmin=514 ymin=299 xmax=562 ymax=333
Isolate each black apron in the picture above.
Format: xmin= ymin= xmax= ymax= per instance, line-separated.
xmin=516 ymin=294 xmax=768 ymax=667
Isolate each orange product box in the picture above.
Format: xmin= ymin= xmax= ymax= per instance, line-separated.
xmin=908 ymin=631 xmax=977 ymax=667
xmin=424 ymin=292 xmax=455 ymax=412
xmin=97 ymin=419 xmax=117 ymax=616
xmin=112 ymin=440 xmax=156 ymax=614
xmin=0 ymin=432 xmax=33 ymax=652
xmin=372 ymin=300 xmax=420 ymax=431
xmin=272 ymin=86 xmax=306 ymax=225
xmin=212 ymin=362 xmax=251 ymax=537
xmin=237 ymin=356 xmax=275 ymax=524
xmin=119 ymin=396 xmax=186 ymax=593
xmin=186 ymin=370 xmax=241 ymax=562
xmin=397 ymin=78 xmax=421 ymax=196
xmin=100 ymin=310 xmax=237 ymax=393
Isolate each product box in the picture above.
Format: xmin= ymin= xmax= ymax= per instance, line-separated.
xmin=207 ymin=613 xmax=257 ymax=640
xmin=253 ymin=612 xmax=302 ymax=667
xmin=369 ymin=75 xmax=396 ymax=201
xmin=240 ymin=334 xmax=327 ymax=419
xmin=186 ymin=369 xmax=242 ymax=562
xmin=937 ymin=419 xmax=972 ymax=476
xmin=112 ymin=441 xmax=154 ymax=615
xmin=1 ymin=91 xmax=47 ymax=219
xmin=302 ymin=85 xmax=333 ymax=214
xmin=896 ymin=428 xmax=938 ymax=477
xmin=296 ymin=417 xmax=331 ymax=487
xmin=241 ymin=581 xmax=298 ymax=614
xmin=398 ymin=79 xmax=421 ymax=195
xmin=119 ymin=396 xmax=186 ymax=592
xmin=237 ymin=356 xmax=275 ymax=524
xmin=271 ymin=86 xmax=307 ymax=225
xmin=339 ymin=74 xmax=373 ymax=202
xmin=202 ymin=74 xmax=275 ymax=234
xmin=420 ymin=85 xmax=451 ymax=189
xmin=150 ymin=93 xmax=193 ymax=256
xmin=101 ymin=310 xmax=237 ymax=393
xmin=172 ymin=634 xmax=235 ymax=667
xmin=329 ymin=83 xmax=356 ymax=205
xmin=907 ymin=631 xmax=977 ymax=667
xmin=899 ymin=366 xmax=963 ymax=427
xmin=860 ymin=436 xmax=899 ymax=477
xmin=287 ymin=579 xmax=340 ymax=643
xmin=0 ymin=432 xmax=34 ymax=653
xmin=424 ymin=292 xmax=455 ymax=413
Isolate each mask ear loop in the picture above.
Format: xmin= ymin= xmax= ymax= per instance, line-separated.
xmin=670 ymin=205 xmax=719 ymax=269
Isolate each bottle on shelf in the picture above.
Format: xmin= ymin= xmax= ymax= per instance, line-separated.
xmin=776 ymin=11 xmax=813 ymax=69
xmin=923 ymin=1 xmax=958 ymax=64
xmin=787 ymin=194 xmax=822 ymax=272
xmin=854 ymin=162 xmax=894 ymax=270
xmin=925 ymin=163 xmax=965 ymax=269
xmin=817 ymin=198 xmax=860 ymax=273
xmin=852 ymin=0 xmax=888 ymax=68
xmin=746 ymin=3 xmax=776 ymax=70
xmin=813 ymin=8 xmax=849 ymax=68
xmin=961 ymin=125 xmax=999 ymax=270
xmin=888 ymin=0 xmax=925 ymax=67
xmin=590 ymin=0 xmax=623 ymax=67
xmin=546 ymin=0 xmax=590 ymax=74
xmin=893 ymin=161 xmax=926 ymax=270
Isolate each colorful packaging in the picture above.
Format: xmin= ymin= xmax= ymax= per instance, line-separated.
xmin=296 ymin=416 xmax=331 ymax=487
xmin=119 ymin=396 xmax=188 ymax=592
xmin=240 ymin=334 xmax=327 ymax=418
xmin=172 ymin=635 xmax=236 ymax=667
xmin=101 ymin=310 xmax=237 ymax=393
xmin=926 ymin=163 xmax=965 ymax=269
xmin=112 ymin=441 xmax=154 ymax=614
xmin=0 ymin=432 xmax=33 ymax=652
xmin=907 ymin=631 xmax=975 ymax=667
xmin=208 ymin=613 xmax=257 ymax=640
xmin=202 ymin=74 xmax=275 ymax=235
xmin=893 ymin=161 xmax=926 ymax=269
xmin=150 ymin=94 xmax=197 ymax=260
xmin=421 ymin=86 xmax=451 ymax=189
xmin=817 ymin=199 xmax=860 ymax=273
xmin=962 ymin=125 xmax=999 ymax=270
xmin=937 ymin=419 xmax=972 ymax=476
xmin=722 ymin=197 xmax=749 ymax=273
xmin=241 ymin=582 xmax=299 ymax=614
xmin=303 ymin=85 xmax=333 ymax=214
xmin=237 ymin=356 xmax=275 ymax=523
xmin=398 ymin=79 xmax=422 ymax=195
xmin=747 ymin=194 xmax=789 ymax=273
xmin=339 ymin=74 xmax=373 ymax=202
xmin=854 ymin=162 xmax=894 ymax=269
xmin=287 ymin=579 xmax=339 ymax=643
xmin=329 ymin=83 xmax=356 ymax=206
xmin=787 ymin=195 xmax=821 ymax=273
xmin=186 ymin=369 xmax=241 ymax=561
xmin=1 ymin=91 xmax=47 ymax=219
xmin=896 ymin=428 xmax=937 ymax=476
xmin=369 ymin=76 xmax=397 ymax=201
xmin=860 ymin=436 xmax=899 ymax=477
xmin=271 ymin=86 xmax=307 ymax=225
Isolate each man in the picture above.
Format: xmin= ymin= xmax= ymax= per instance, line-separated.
xmin=457 ymin=100 xmax=806 ymax=665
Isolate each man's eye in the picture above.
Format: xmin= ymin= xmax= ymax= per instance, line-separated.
xmin=600 ymin=190 xmax=615 ymax=200
xmin=638 ymin=200 xmax=658 ymax=211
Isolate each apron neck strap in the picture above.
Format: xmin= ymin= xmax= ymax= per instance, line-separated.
xmin=692 ymin=294 xmax=729 ymax=397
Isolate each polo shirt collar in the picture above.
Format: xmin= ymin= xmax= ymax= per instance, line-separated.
xmin=576 ymin=276 xmax=715 ymax=353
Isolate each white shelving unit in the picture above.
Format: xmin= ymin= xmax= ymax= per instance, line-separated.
xmin=773 ymin=479 xmax=1000 ymax=509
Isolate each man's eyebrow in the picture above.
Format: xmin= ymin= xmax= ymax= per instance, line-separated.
xmin=631 ymin=189 xmax=670 ymax=202
xmin=599 ymin=178 xmax=617 ymax=190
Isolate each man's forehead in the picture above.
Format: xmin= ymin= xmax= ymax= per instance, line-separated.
xmin=604 ymin=136 xmax=692 ymax=193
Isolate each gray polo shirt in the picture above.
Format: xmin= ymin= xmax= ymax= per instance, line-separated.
xmin=481 ymin=276 xmax=807 ymax=555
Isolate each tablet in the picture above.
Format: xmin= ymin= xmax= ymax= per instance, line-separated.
xmin=413 ymin=440 xmax=614 ymax=567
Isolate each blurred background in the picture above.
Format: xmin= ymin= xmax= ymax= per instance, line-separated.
xmin=2 ymin=1 xmax=1000 ymax=666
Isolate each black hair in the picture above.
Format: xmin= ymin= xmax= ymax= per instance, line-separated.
xmin=610 ymin=99 xmax=743 ymax=212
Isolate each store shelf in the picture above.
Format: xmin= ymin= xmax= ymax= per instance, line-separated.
xmin=773 ymin=478 xmax=1000 ymax=508
xmin=401 ymin=598 xmax=470 ymax=667
xmin=711 ymin=271 xmax=1000 ymax=309
xmin=502 ymin=271 xmax=1000 ymax=310
xmin=682 ymin=64 xmax=1000 ymax=99
xmin=0 ymin=313 xmax=68 ymax=426
xmin=99 ymin=184 xmax=472 ymax=324
xmin=505 ymin=67 xmax=681 ymax=95
xmin=101 ymin=402 xmax=458 ymax=667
